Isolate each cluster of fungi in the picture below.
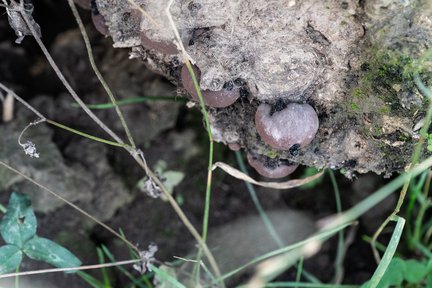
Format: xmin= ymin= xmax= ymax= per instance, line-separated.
xmin=74 ymin=0 xmax=320 ymax=179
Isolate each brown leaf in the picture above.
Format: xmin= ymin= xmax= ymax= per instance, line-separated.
xmin=212 ymin=162 xmax=324 ymax=189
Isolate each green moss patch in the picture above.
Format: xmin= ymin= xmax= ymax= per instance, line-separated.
xmin=347 ymin=48 xmax=432 ymax=140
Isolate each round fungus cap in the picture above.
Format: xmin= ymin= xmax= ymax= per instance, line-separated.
xmin=91 ymin=12 xmax=109 ymax=36
xmin=255 ymin=103 xmax=319 ymax=150
xmin=140 ymin=32 xmax=178 ymax=55
xmin=181 ymin=65 xmax=240 ymax=108
xmin=247 ymin=153 xmax=298 ymax=179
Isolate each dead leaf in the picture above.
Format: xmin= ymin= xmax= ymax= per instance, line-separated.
xmin=212 ymin=162 xmax=324 ymax=189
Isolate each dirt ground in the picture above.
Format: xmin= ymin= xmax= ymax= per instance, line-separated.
xmin=0 ymin=1 xmax=417 ymax=287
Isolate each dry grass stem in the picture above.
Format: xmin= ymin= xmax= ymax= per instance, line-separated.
xmin=213 ymin=161 xmax=324 ymax=189
xmin=0 ymin=259 xmax=141 ymax=279
xmin=2 ymin=91 xmax=14 ymax=122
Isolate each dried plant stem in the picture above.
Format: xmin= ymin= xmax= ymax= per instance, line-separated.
xmin=20 ymin=8 xmax=124 ymax=145
xmin=46 ymin=119 xmax=129 ymax=148
xmin=0 ymin=82 xmax=128 ymax=149
xmin=3 ymin=91 xmax=14 ymax=122
xmin=17 ymin=118 xmax=45 ymax=145
xmin=0 ymin=82 xmax=45 ymax=119
xmin=0 ymin=83 xmax=214 ymax=274
xmin=164 ymin=1 xmax=222 ymax=284
xmin=0 ymin=258 xmax=141 ymax=279
xmin=67 ymin=0 xmax=136 ymax=149
xmin=129 ymin=152 xmax=222 ymax=283
xmin=16 ymin=2 xmax=221 ymax=281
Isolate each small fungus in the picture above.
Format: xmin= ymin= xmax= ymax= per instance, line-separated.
xmin=92 ymin=13 xmax=109 ymax=36
xmin=140 ymin=32 xmax=178 ymax=55
xmin=91 ymin=2 xmax=108 ymax=36
xmin=228 ymin=142 xmax=241 ymax=151
xmin=255 ymin=102 xmax=319 ymax=150
xmin=246 ymin=153 xmax=298 ymax=179
xmin=181 ymin=65 xmax=240 ymax=108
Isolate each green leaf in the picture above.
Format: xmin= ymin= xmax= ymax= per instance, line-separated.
xmin=161 ymin=171 xmax=185 ymax=194
xmin=154 ymin=160 xmax=185 ymax=194
xmin=151 ymin=264 xmax=185 ymax=288
xmin=77 ymin=271 xmax=105 ymax=288
xmin=0 ymin=245 xmax=23 ymax=274
xmin=0 ymin=192 xmax=37 ymax=248
xmin=428 ymin=272 xmax=432 ymax=288
xmin=404 ymin=259 xmax=428 ymax=283
xmin=23 ymin=236 xmax=81 ymax=271
xmin=378 ymin=257 xmax=406 ymax=287
xmin=137 ymin=160 xmax=185 ymax=198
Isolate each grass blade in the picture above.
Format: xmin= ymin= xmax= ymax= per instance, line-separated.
xmin=368 ymin=216 xmax=405 ymax=288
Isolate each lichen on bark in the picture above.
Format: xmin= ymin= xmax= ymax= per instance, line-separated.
xmin=93 ymin=0 xmax=432 ymax=176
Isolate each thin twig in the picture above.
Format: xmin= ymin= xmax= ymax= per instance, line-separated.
xmin=0 ymin=259 xmax=141 ymax=279
xmin=235 ymin=151 xmax=284 ymax=247
xmin=0 ymin=83 xmax=130 ymax=149
xmin=15 ymin=1 xmax=221 ymax=281
xmin=46 ymin=119 xmax=129 ymax=148
xmin=0 ymin=82 xmax=45 ymax=119
xmin=128 ymin=151 xmax=222 ymax=282
xmin=17 ymin=118 xmax=45 ymax=145
xmin=2 ymin=90 xmax=14 ymax=122
xmin=19 ymin=7 xmax=124 ymax=145
xmin=67 ymin=0 xmax=136 ymax=149
xmin=328 ymin=170 xmax=345 ymax=284
xmin=164 ymin=1 xmax=222 ymax=284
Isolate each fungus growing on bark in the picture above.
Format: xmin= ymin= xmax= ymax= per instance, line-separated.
xmin=91 ymin=2 xmax=108 ymax=36
xmin=255 ymin=103 xmax=319 ymax=150
xmin=92 ymin=13 xmax=109 ymax=36
xmin=140 ymin=32 xmax=178 ymax=55
xmin=228 ymin=142 xmax=241 ymax=151
xmin=181 ymin=65 xmax=240 ymax=108
xmin=246 ymin=153 xmax=298 ymax=179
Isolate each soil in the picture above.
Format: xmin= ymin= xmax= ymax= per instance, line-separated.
xmin=0 ymin=1 xmax=427 ymax=288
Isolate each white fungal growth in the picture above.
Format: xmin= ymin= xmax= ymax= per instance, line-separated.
xmin=133 ymin=243 xmax=158 ymax=274
xmin=17 ymin=119 xmax=46 ymax=159
xmin=21 ymin=141 xmax=39 ymax=158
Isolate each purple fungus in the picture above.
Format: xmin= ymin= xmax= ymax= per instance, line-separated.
xmin=92 ymin=14 xmax=109 ymax=36
xmin=73 ymin=0 xmax=91 ymax=10
xmin=246 ymin=153 xmax=299 ymax=179
xmin=140 ymin=32 xmax=178 ymax=55
xmin=255 ymin=102 xmax=319 ymax=150
xmin=181 ymin=65 xmax=240 ymax=108
xmin=91 ymin=3 xmax=109 ymax=37
xmin=228 ymin=142 xmax=241 ymax=151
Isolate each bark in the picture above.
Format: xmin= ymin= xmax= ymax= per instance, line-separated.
xmin=94 ymin=0 xmax=432 ymax=176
